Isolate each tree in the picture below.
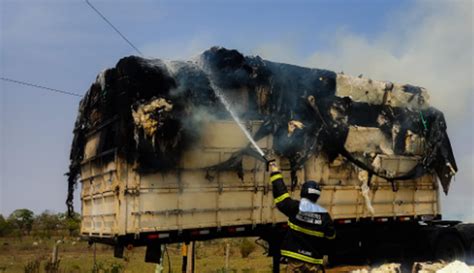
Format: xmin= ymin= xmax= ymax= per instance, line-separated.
xmin=34 ymin=210 xmax=61 ymax=238
xmin=58 ymin=212 xmax=81 ymax=236
xmin=0 ymin=214 xmax=12 ymax=236
xmin=8 ymin=209 xmax=34 ymax=236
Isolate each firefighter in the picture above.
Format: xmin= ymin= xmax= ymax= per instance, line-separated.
xmin=269 ymin=161 xmax=335 ymax=273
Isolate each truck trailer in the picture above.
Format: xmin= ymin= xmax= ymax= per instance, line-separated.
xmin=68 ymin=47 xmax=473 ymax=270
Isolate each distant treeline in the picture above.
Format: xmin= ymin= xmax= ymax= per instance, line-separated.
xmin=0 ymin=209 xmax=81 ymax=238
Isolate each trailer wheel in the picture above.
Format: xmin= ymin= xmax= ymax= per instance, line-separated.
xmin=434 ymin=234 xmax=466 ymax=262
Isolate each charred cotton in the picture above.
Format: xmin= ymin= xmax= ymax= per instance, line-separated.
xmin=66 ymin=47 xmax=457 ymax=215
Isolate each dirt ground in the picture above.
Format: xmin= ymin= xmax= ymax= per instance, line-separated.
xmin=0 ymin=236 xmax=370 ymax=273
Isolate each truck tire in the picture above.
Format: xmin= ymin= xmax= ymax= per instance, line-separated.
xmin=434 ymin=234 xmax=466 ymax=262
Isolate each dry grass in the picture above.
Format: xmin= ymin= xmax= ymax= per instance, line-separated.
xmin=0 ymin=237 xmax=366 ymax=273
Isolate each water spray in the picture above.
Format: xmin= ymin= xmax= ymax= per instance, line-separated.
xmin=209 ymin=82 xmax=274 ymax=168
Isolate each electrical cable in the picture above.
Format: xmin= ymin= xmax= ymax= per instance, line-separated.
xmin=1 ymin=77 xmax=82 ymax=98
xmin=85 ymin=0 xmax=144 ymax=56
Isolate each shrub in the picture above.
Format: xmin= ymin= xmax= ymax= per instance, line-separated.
xmin=34 ymin=211 xmax=61 ymax=239
xmin=0 ymin=215 xmax=12 ymax=237
xmin=24 ymin=259 xmax=41 ymax=273
xmin=68 ymin=264 xmax=81 ymax=273
xmin=92 ymin=261 xmax=123 ymax=273
xmin=44 ymin=259 xmax=60 ymax=273
xmin=239 ymin=238 xmax=256 ymax=258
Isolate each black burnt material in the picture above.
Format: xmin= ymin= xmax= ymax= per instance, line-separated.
xmin=66 ymin=47 xmax=457 ymax=215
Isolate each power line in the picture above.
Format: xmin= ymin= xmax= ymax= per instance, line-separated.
xmin=85 ymin=0 xmax=144 ymax=56
xmin=1 ymin=77 xmax=83 ymax=98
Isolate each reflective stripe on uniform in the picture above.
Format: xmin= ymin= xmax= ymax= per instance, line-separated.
xmin=281 ymin=250 xmax=323 ymax=264
xmin=270 ymin=173 xmax=283 ymax=183
xmin=288 ymin=221 xmax=325 ymax=238
xmin=274 ymin=193 xmax=290 ymax=204
xmin=326 ymin=233 xmax=336 ymax=240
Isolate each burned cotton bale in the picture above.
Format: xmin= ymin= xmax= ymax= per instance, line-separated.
xmin=132 ymin=97 xmax=173 ymax=140
xmin=66 ymin=46 xmax=457 ymax=214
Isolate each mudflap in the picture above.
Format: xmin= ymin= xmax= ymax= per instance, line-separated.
xmin=145 ymin=243 xmax=162 ymax=264
xmin=114 ymin=244 xmax=124 ymax=259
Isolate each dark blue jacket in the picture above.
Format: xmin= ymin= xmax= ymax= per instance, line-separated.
xmin=270 ymin=171 xmax=335 ymax=264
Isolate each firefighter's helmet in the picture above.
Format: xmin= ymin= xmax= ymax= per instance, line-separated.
xmin=300 ymin=180 xmax=321 ymax=202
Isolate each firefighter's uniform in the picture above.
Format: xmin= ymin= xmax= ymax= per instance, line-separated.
xmin=270 ymin=171 xmax=335 ymax=272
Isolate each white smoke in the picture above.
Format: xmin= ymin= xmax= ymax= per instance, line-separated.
xmin=253 ymin=0 xmax=473 ymax=220
xmin=305 ymin=1 xmax=473 ymax=121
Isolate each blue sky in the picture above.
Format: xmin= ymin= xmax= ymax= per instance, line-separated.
xmin=0 ymin=0 xmax=472 ymax=220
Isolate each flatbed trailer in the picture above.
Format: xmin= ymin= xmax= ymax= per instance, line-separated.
xmin=71 ymin=49 xmax=467 ymax=271
xmin=79 ymin=121 xmax=473 ymax=270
